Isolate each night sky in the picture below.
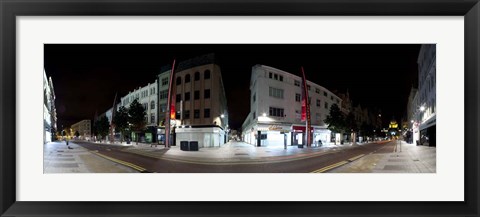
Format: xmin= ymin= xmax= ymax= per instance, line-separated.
xmin=44 ymin=44 xmax=421 ymax=131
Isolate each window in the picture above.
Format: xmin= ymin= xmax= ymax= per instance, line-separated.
xmin=316 ymin=99 xmax=321 ymax=107
xmin=274 ymin=74 xmax=278 ymax=80
xmin=160 ymin=104 xmax=166 ymax=112
xmin=308 ymin=97 xmax=311 ymax=105
xmin=204 ymin=108 xmax=210 ymax=118
xmin=194 ymin=72 xmax=200 ymax=81
xmin=204 ymin=70 xmax=211 ymax=79
xmin=152 ymin=87 xmax=155 ymax=94
xmin=143 ymin=103 xmax=147 ymax=110
xmin=336 ymin=99 xmax=339 ymax=104
xmin=269 ymin=87 xmax=284 ymax=99
xmin=204 ymin=89 xmax=210 ymax=99
xmin=185 ymin=74 xmax=191 ymax=83
xmin=150 ymin=114 xmax=155 ymax=123
xmin=176 ymin=111 xmax=181 ymax=119
xmin=307 ymin=85 xmax=311 ymax=91
xmin=331 ymin=96 xmax=334 ymax=101
xmin=325 ymin=102 xmax=329 ymax=109
xmin=176 ymin=76 xmax=182 ymax=85
xmin=150 ymin=101 xmax=155 ymax=109
xmin=161 ymin=77 xmax=168 ymax=86
xmin=194 ymin=90 xmax=200 ymax=100
xmin=315 ymin=88 xmax=320 ymax=94
xmin=253 ymin=93 xmax=256 ymax=102
xmin=323 ymin=91 xmax=328 ymax=97
xmin=279 ymin=75 xmax=283 ymax=82
xmin=184 ymin=110 xmax=190 ymax=119
xmin=269 ymin=72 xmax=273 ymax=79
xmin=176 ymin=94 xmax=181 ymax=102
xmin=184 ymin=92 xmax=190 ymax=101
xmin=253 ymin=112 xmax=256 ymax=119
xmin=159 ymin=90 xmax=168 ymax=100
xmin=294 ymin=80 xmax=300 ymax=87
xmin=194 ymin=109 xmax=200 ymax=119
xmin=269 ymin=107 xmax=284 ymax=117
xmin=295 ymin=93 xmax=301 ymax=102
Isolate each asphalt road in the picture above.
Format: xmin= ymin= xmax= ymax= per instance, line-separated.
xmin=74 ymin=141 xmax=396 ymax=173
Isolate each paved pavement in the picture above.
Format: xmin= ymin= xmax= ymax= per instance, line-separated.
xmin=329 ymin=140 xmax=436 ymax=173
xmin=43 ymin=141 xmax=139 ymax=173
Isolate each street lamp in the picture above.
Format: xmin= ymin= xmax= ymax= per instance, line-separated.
xmin=420 ymin=106 xmax=425 ymax=111
xmin=262 ymin=113 xmax=267 ymax=117
xmin=220 ymin=114 xmax=225 ymax=118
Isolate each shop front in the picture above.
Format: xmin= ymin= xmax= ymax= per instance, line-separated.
xmin=419 ymin=117 xmax=436 ymax=147
xmin=292 ymin=125 xmax=330 ymax=147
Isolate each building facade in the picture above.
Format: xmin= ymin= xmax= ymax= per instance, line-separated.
xmin=157 ymin=54 xmax=229 ymax=148
xmin=241 ymin=65 xmax=342 ymax=148
xmin=411 ymin=44 xmax=436 ymax=146
xmin=71 ymin=119 xmax=92 ymax=140
xmin=43 ymin=69 xmax=57 ymax=144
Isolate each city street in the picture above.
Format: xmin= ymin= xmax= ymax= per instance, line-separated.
xmin=71 ymin=140 xmax=398 ymax=173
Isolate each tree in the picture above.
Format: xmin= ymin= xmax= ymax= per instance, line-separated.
xmin=324 ymin=104 xmax=346 ymax=145
xmin=94 ymin=116 xmax=110 ymax=142
xmin=345 ymin=112 xmax=358 ymax=143
xmin=113 ymin=106 xmax=129 ymax=143
xmin=128 ymin=99 xmax=147 ymax=144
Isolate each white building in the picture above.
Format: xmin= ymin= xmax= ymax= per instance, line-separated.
xmin=43 ymin=69 xmax=56 ymax=144
xmin=241 ymin=65 xmax=342 ymax=148
xmin=71 ymin=119 xmax=92 ymax=140
xmin=119 ymin=80 xmax=158 ymax=127
xmin=156 ymin=53 xmax=229 ymax=148
xmin=411 ymin=44 xmax=436 ymax=146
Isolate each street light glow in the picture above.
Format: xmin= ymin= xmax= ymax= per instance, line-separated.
xmin=263 ymin=113 xmax=267 ymax=117
xmin=221 ymin=114 xmax=225 ymax=118
xmin=420 ymin=106 xmax=425 ymax=111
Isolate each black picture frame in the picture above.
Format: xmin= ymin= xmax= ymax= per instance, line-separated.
xmin=1 ymin=0 xmax=479 ymax=216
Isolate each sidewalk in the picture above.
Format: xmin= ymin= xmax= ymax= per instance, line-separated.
xmin=115 ymin=140 xmax=378 ymax=164
xmin=329 ymin=141 xmax=436 ymax=173
xmin=44 ymin=141 xmax=139 ymax=173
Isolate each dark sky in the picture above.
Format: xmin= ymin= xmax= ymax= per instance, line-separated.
xmin=44 ymin=44 xmax=420 ymax=131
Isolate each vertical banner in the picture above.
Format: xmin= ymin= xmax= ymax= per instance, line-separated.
xmin=165 ymin=59 xmax=176 ymax=148
xmin=301 ymin=67 xmax=312 ymax=147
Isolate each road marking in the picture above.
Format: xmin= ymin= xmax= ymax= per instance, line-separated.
xmin=311 ymin=160 xmax=349 ymax=173
xmin=91 ymin=151 xmax=146 ymax=172
xmin=348 ymin=154 xmax=365 ymax=162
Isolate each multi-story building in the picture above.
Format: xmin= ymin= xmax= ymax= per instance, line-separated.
xmin=119 ymin=80 xmax=158 ymax=126
xmin=157 ymin=53 xmax=229 ymax=148
xmin=241 ymin=65 xmax=342 ymax=147
xmin=71 ymin=120 xmax=92 ymax=140
xmin=411 ymin=44 xmax=436 ymax=146
xmin=43 ymin=69 xmax=57 ymax=144
xmin=116 ymin=80 xmax=158 ymax=142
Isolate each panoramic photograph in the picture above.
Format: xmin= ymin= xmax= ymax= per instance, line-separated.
xmin=43 ymin=44 xmax=436 ymax=173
